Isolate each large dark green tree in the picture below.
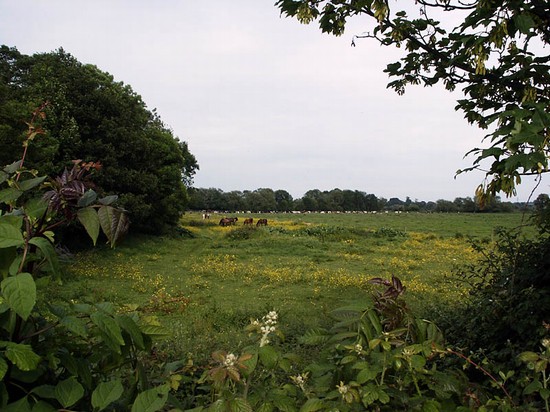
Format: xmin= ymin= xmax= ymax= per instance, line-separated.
xmin=276 ymin=0 xmax=550 ymax=201
xmin=274 ymin=189 xmax=294 ymax=211
xmin=0 ymin=46 xmax=198 ymax=234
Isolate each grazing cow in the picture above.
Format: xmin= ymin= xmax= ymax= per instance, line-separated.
xmin=243 ymin=218 xmax=254 ymax=225
xmin=256 ymin=218 xmax=268 ymax=226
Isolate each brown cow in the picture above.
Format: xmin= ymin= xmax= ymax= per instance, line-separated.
xmin=256 ymin=218 xmax=268 ymax=226
xmin=243 ymin=218 xmax=254 ymax=225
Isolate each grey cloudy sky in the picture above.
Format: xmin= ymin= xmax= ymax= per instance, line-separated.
xmin=1 ymin=1 xmax=545 ymax=202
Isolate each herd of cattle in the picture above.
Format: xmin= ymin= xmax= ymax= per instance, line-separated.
xmin=218 ymin=217 xmax=268 ymax=227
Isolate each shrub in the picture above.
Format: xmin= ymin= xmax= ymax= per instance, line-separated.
xmin=441 ymin=227 xmax=550 ymax=366
xmin=0 ymin=108 xmax=171 ymax=410
xmin=374 ymin=226 xmax=408 ymax=239
xmin=225 ymin=226 xmax=257 ymax=240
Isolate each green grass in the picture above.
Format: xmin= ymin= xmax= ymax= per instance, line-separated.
xmin=54 ymin=211 xmax=533 ymax=361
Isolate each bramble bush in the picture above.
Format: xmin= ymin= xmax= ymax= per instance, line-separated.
xmin=432 ymin=196 xmax=549 ymax=380
xmin=0 ymin=107 xmax=174 ymax=411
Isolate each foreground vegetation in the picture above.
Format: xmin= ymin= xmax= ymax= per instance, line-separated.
xmin=39 ymin=210 xmax=545 ymax=410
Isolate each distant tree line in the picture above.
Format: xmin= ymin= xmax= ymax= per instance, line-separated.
xmin=188 ymin=187 xmax=526 ymax=213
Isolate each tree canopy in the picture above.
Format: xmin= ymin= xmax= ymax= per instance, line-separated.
xmin=276 ymin=0 xmax=550 ymax=201
xmin=0 ymin=46 xmax=198 ymax=234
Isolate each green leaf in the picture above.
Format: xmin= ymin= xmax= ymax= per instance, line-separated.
xmin=518 ymin=351 xmax=539 ymax=363
xmin=523 ymin=379 xmax=542 ymax=395
xmin=23 ymin=197 xmax=48 ymax=221
xmin=77 ymin=189 xmax=97 ymax=207
xmin=4 ymin=342 xmax=41 ymax=371
xmin=139 ymin=317 xmax=169 ymax=337
xmin=0 ymin=188 xmax=23 ymax=204
xmin=0 ymin=247 xmax=17 ymax=278
xmin=0 ymin=356 xmax=8 ymax=380
xmin=54 ymin=377 xmax=84 ymax=408
xmin=369 ymin=338 xmax=382 ymax=350
xmin=3 ymin=160 xmax=22 ymax=174
xmin=29 ymin=400 xmax=57 ymax=411
xmin=362 ymin=383 xmax=380 ymax=405
xmin=30 ymin=384 xmax=56 ymax=399
xmin=116 ymin=314 xmax=145 ymax=350
xmin=3 ymin=396 xmax=32 ymax=412
xmin=77 ymin=207 xmax=100 ymax=246
xmin=18 ymin=176 xmax=47 ymax=191
xmin=1 ymin=273 xmax=36 ymax=320
xmin=58 ymin=351 xmax=79 ymax=376
xmin=257 ymin=403 xmax=275 ymax=412
xmin=130 ymin=385 xmax=169 ymax=412
xmin=98 ymin=195 xmax=118 ymax=206
xmin=0 ymin=222 xmax=25 ymax=248
xmin=60 ymin=315 xmax=88 ymax=337
xmin=299 ymin=328 xmax=329 ymax=345
xmin=259 ymin=345 xmax=279 ymax=369
xmin=366 ymin=309 xmax=383 ymax=335
xmin=98 ymin=206 xmax=129 ymax=247
xmin=378 ymin=389 xmax=390 ymax=404
xmin=299 ymin=398 xmax=324 ymax=411
xmin=29 ymin=237 xmax=60 ymax=276
xmin=411 ymin=354 xmax=427 ymax=370
xmin=0 ymin=214 xmax=23 ymax=227
xmin=514 ymin=13 xmax=535 ymax=35
xmin=72 ymin=303 xmax=93 ymax=314
xmin=91 ymin=312 xmax=125 ymax=353
xmin=91 ymin=379 xmax=124 ymax=411
xmin=357 ymin=367 xmax=378 ymax=383
xmin=209 ymin=400 xmax=226 ymax=412
xmin=273 ymin=395 xmax=296 ymax=411
xmin=340 ymin=355 xmax=356 ymax=364
xmin=95 ymin=301 xmax=116 ymax=314
xmin=422 ymin=399 xmax=441 ymax=412
xmin=228 ymin=398 xmax=253 ymax=412
xmin=240 ymin=351 xmax=258 ymax=378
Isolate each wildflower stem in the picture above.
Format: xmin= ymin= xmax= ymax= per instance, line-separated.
xmin=243 ymin=378 xmax=250 ymax=400
xmin=543 ymin=369 xmax=549 ymax=412
xmin=447 ymin=348 xmax=514 ymax=406
xmin=380 ymin=351 xmax=387 ymax=385
xmin=409 ymin=364 xmax=422 ymax=396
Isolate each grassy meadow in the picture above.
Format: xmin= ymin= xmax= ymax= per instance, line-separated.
xmin=55 ymin=211 xmax=532 ymax=362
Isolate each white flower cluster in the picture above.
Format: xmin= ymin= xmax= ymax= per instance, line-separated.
xmin=354 ymin=344 xmax=363 ymax=354
xmin=224 ymin=353 xmax=237 ymax=367
xmin=290 ymin=373 xmax=308 ymax=391
xmin=253 ymin=310 xmax=278 ymax=347
xmin=337 ymin=381 xmax=349 ymax=395
xmin=265 ymin=311 xmax=278 ymax=324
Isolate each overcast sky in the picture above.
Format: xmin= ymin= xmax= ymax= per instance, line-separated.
xmin=1 ymin=1 xmax=546 ymax=202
